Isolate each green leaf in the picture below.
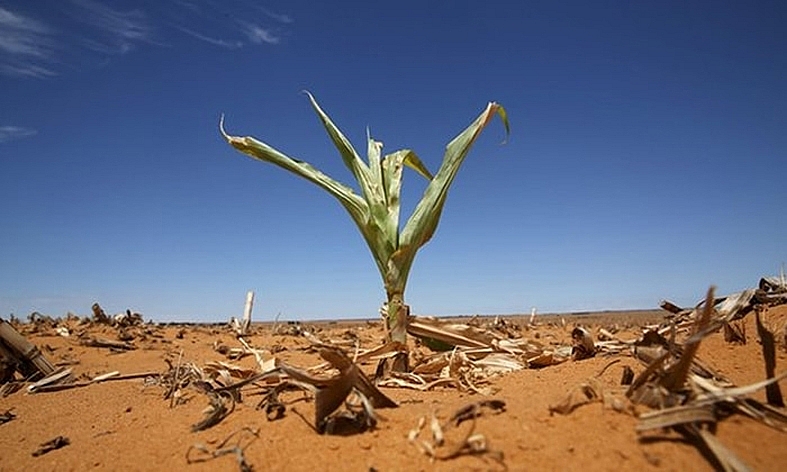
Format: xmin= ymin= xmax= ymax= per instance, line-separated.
xmin=392 ymin=102 xmax=509 ymax=291
xmin=304 ymin=92 xmax=385 ymax=209
xmin=220 ymin=116 xmax=369 ymax=223
xmin=220 ymin=114 xmax=394 ymax=280
xmin=402 ymin=152 xmax=433 ymax=181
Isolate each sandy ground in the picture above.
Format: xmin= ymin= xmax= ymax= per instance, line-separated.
xmin=1 ymin=306 xmax=786 ymax=472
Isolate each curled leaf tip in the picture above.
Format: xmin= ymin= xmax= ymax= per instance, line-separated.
xmin=218 ymin=113 xmax=230 ymax=140
xmin=494 ymin=104 xmax=510 ymax=145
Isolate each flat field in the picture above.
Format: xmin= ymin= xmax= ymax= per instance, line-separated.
xmin=1 ymin=305 xmax=785 ymax=472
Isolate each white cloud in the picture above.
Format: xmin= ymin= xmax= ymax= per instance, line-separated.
xmin=0 ymin=7 xmax=50 ymax=57
xmin=71 ymin=0 xmax=152 ymax=54
xmin=0 ymin=6 xmax=56 ymax=77
xmin=1 ymin=63 xmax=56 ymax=78
xmin=259 ymin=8 xmax=293 ymax=24
xmin=176 ymin=26 xmax=243 ymax=49
xmin=1 ymin=2 xmax=291 ymax=79
xmin=240 ymin=22 xmax=279 ymax=45
xmin=0 ymin=126 xmax=38 ymax=143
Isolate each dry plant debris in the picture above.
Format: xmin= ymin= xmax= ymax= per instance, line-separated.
xmin=546 ymin=283 xmax=787 ymax=471
xmin=155 ymin=342 xmax=398 ymax=435
xmin=570 ymin=326 xmax=596 ymax=360
xmin=0 ymin=318 xmax=56 ymax=381
xmin=548 ymin=360 xmax=633 ymax=416
xmin=402 ymin=314 xmax=578 ymax=386
xmin=548 ymin=378 xmax=604 ymax=415
xmin=156 ymin=357 xmax=239 ymax=432
xmin=630 ymin=287 xmax=787 ymax=471
xmin=191 ymin=388 xmax=235 ymax=432
xmin=0 ymin=408 xmax=15 ymax=425
xmin=79 ymin=336 xmax=136 ymax=351
xmin=186 ymin=427 xmax=259 ymax=472
xmin=91 ymin=303 xmax=144 ymax=327
xmin=278 ymin=345 xmax=398 ymax=434
xmin=408 ymin=399 xmax=507 ymax=468
xmin=26 ymin=371 xmax=158 ymax=394
xmin=31 ymin=435 xmax=70 ymax=457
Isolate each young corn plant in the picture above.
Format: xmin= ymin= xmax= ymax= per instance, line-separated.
xmin=220 ymin=93 xmax=508 ymax=368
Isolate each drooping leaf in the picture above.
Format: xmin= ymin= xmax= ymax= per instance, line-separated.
xmin=220 ymin=115 xmax=393 ymax=277
xmin=220 ymin=116 xmax=368 ymax=223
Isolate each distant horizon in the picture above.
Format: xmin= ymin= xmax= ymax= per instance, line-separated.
xmin=0 ymin=296 xmax=699 ymax=324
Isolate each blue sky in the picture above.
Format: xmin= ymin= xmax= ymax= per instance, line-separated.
xmin=1 ymin=1 xmax=785 ymax=322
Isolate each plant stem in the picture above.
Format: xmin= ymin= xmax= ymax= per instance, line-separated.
xmin=386 ymin=292 xmax=409 ymax=372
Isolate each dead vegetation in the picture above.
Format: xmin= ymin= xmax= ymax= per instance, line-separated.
xmin=408 ymin=399 xmax=507 ymax=467
xmin=549 ymin=281 xmax=787 ymax=471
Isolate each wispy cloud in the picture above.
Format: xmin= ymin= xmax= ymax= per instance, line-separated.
xmin=239 ymin=22 xmax=279 ymax=45
xmin=0 ymin=6 xmax=56 ymax=77
xmin=259 ymin=8 xmax=293 ymax=24
xmin=170 ymin=2 xmax=289 ymax=48
xmin=71 ymin=0 xmax=152 ymax=54
xmin=176 ymin=26 xmax=242 ymax=49
xmin=0 ymin=126 xmax=38 ymax=143
xmin=1 ymin=1 xmax=292 ymax=79
xmin=1 ymin=63 xmax=56 ymax=78
xmin=0 ymin=7 xmax=51 ymax=57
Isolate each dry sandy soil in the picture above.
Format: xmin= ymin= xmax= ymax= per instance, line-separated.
xmin=1 ymin=305 xmax=786 ymax=472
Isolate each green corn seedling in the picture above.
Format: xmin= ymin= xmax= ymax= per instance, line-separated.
xmin=220 ymin=93 xmax=508 ymax=368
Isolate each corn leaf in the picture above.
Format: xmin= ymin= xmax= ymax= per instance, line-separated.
xmin=393 ymin=102 xmax=510 ymax=291
xmin=219 ymin=116 xmax=374 ymax=246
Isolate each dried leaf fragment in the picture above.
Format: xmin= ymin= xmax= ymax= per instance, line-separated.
xmin=186 ymin=427 xmax=259 ymax=472
xmin=191 ymin=391 xmax=234 ymax=432
xmin=549 ymin=380 xmax=602 ymax=415
xmin=661 ymin=287 xmax=715 ymax=393
xmin=409 ymin=400 xmax=507 ymax=468
xmin=32 ymin=436 xmax=70 ymax=457
xmin=0 ymin=408 xmax=16 ymax=425
xmin=636 ymin=404 xmax=716 ymax=432
xmin=449 ymin=399 xmax=506 ymax=426
xmin=257 ymin=387 xmax=286 ymax=421
xmin=723 ymin=321 xmax=746 ymax=344
xmin=279 ymin=345 xmax=396 ymax=434
xmin=571 ymin=327 xmax=596 ymax=360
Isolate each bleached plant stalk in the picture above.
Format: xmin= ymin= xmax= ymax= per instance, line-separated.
xmin=241 ymin=291 xmax=254 ymax=336
xmin=221 ymin=93 xmax=508 ymax=366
